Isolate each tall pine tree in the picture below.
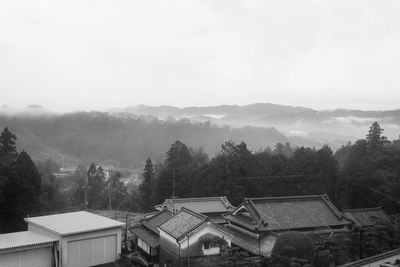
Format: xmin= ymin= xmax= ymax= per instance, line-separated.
xmin=366 ymin=122 xmax=387 ymax=146
xmin=0 ymin=127 xmax=17 ymax=165
xmin=139 ymin=158 xmax=155 ymax=212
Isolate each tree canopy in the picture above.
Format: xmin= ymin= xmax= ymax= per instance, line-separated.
xmin=0 ymin=128 xmax=42 ymax=232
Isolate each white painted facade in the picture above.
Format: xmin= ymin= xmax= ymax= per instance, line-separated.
xmin=159 ymin=222 xmax=232 ymax=258
xmin=27 ymin=223 xmax=122 ymax=267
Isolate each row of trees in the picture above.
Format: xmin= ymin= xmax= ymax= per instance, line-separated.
xmin=138 ymin=140 xmax=338 ymax=210
xmin=139 ymin=122 xmax=400 ymax=214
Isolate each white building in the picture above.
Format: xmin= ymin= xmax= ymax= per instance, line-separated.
xmin=12 ymin=211 xmax=125 ymax=267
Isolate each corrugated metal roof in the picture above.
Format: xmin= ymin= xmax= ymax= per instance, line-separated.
xmin=338 ymin=248 xmax=400 ymax=267
xmin=24 ymin=211 xmax=124 ymax=236
xmin=155 ymin=196 xmax=234 ymax=214
xmin=0 ymin=231 xmax=57 ymax=251
xmin=343 ymin=207 xmax=390 ymax=227
xmin=159 ymin=208 xmax=207 ymax=239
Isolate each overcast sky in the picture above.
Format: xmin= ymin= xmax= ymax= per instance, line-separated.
xmin=1 ymin=0 xmax=400 ymax=112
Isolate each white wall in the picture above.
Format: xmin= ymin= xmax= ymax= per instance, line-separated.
xmin=27 ymin=222 xmax=122 ymax=267
xmin=0 ymin=245 xmax=53 ymax=267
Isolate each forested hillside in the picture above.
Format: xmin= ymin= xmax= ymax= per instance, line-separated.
xmin=0 ymin=112 xmax=321 ymax=167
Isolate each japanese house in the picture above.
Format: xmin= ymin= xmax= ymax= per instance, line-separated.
xmin=223 ymin=195 xmax=353 ymax=257
xmin=158 ymin=208 xmax=233 ymax=267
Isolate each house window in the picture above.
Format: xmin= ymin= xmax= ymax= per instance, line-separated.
xmin=164 ymin=260 xmax=172 ymax=267
xmin=203 ymin=241 xmax=220 ymax=255
xmin=137 ymin=237 xmax=151 ymax=254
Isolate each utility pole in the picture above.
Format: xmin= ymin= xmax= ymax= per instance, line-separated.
xmin=125 ymin=214 xmax=129 ymax=251
xmin=172 ymin=168 xmax=176 ymax=198
xmin=83 ymin=175 xmax=89 ymax=210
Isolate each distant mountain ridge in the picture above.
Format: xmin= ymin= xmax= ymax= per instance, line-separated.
xmin=111 ymin=103 xmax=400 ymax=142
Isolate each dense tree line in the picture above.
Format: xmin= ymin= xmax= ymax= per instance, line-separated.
xmin=140 ymin=140 xmax=338 ymax=207
xmin=336 ymin=122 xmax=400 ymax=213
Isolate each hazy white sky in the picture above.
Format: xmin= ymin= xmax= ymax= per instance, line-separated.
xmin=1 ymin=0 xmax=400 ymax=112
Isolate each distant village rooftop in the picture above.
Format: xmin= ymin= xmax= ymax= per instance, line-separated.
xmin=24 ymin=211 xmax=125 ymax=236
xmin=343 ymin=207 xmax=390 ymax=227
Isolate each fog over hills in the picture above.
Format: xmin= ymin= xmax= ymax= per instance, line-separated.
xmin=111 ymin=103 xmax=400 ymax=142
xmin=1 ymin=103 xmax=399 ymax=168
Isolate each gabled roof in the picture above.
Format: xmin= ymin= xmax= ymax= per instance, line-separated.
xmin=159 ymin=208 xmax=207 ymax=240
xmin=24 ymin=211 xmax=124 ymax=236
xmin=159 ymin=208 xmax=233 ymax=241
xmin=343 ymin=207 xmax=390 ymax=227
xmin=0 ymin=231 xmax=57 ymax=251
xmin=141 ymin=210 xmax=173 ymax=234
xmin=225 ymin=195 xmax=351 ymax=232
xmin=131 ymin=210 xmax=173 ymax=249
xmin=154 ymin=196 xmax=234 ymax=214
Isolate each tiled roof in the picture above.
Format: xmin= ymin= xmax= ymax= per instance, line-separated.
xmin=343 ymin=207 xmax=390 ymax=227
xmin=225 ymin=225 xmax=276 ymax=257
xmin=141 ymin=210 xmax=173 ymax=234
xmin=25 ymin=211 xmax=124 ymax=236
xmin=159 ymin=208 xmax=207 ymax=239
xmin=132 ymin=226 xmax=160 ymax=248
xmin=226 ymin=195 xmax=351 ymax=232
xmin=0 ymin=231 xmax=57 ymax=251
xmin=155 ymin=196 xmax=234 ymax=214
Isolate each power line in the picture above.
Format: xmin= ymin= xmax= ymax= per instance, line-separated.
xmin=239 ymin=174 xmax=321 ymax=180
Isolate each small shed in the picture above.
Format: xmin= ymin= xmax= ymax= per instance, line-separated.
xmin=0 ymin=231 xmax=57 ymax=267
xmin=25 ymin=211 xmax=125 ymax=267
